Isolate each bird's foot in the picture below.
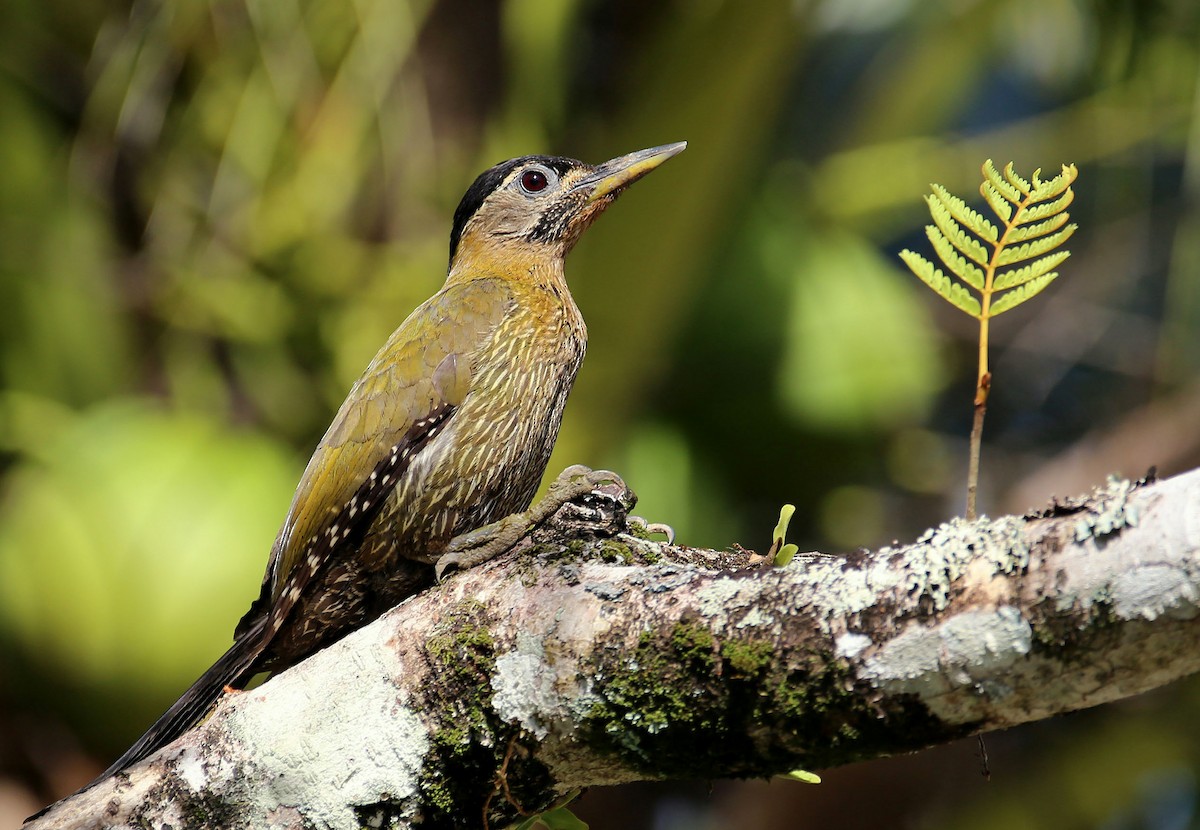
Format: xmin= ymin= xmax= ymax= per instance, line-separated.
xmin=542 ymin=465 xmax=635 ymax=535
xmin=435 ymin=465 xmax=635 ymax=580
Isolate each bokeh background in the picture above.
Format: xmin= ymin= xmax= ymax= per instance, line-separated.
xmin=2 ymin=0 xmax=1199 ymax=826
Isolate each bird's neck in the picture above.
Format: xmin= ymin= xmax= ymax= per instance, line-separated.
xmin=446 ymin=243 xmax=570 ymax=295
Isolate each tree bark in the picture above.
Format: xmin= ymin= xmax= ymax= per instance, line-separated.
xmin=29 ymin=468 xmax=1200 ymax=830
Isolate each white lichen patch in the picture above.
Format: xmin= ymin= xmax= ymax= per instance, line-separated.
xmin=736 ymin=606 xmax=775 ymax=630
xmin=1110 ymin=564 xmax=1199 ymax=622
xmin=696 ymin=576 xmax=751 ymax=626
xmin=780 ymin=516 xmax=1027 ymax=634
xmin=788 ymin=557 xmax=902 ymax=624
xmin=835 ymin=632 xmax=872 ymax=660
xmin=175 ymin=745 xmax=209 ymax=792
xmin=1074 ymin=475 xmax=1140 ymax=542
xmin=492 ymin=633 xmax=567 ymax=739
xmin=224 ymin=637 xmax=428 ymax=828
xmin=861 ymin=606 xmax=1032 ymax=717
xmin=907 ymin=516 xmax=1031 ymax=611
xmin=1051 ymin=474 xmax=1200 ymax=624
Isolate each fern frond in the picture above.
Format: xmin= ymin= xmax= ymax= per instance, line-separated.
xmin=1003 ymin=162 xmax=1032 ymax=195
xmin=996 ymin=224 xmax=1077 ymax=265
xmin=982 ymin=160 xmax=1021 ymax=203
xmin=899 ymin=159 xmax=1077 ymax=524
xmin=980 ymin=181 xmax=1013 ymax=223
xmin=931 ymin=184 xmax=998 ymax=242
xmin=903 ymin=160 xmax=1074 ymax=327
xmin=926 ymin=196 xmax=990 ymax=266
xmin=926 ymin=226 xmax=985 ymax=290
xmin=1008 ymin=212 xmax=1071 ymax=243
xmin=990 ymin=273 xmax=1058 ymax=315
xmin=994 ymin=251 xmax=1070 ymax=290
xmin=1020 ymin=188 xmax=1074 ymax=224
xmin=899 ymin=250 xmax=982 ymax=317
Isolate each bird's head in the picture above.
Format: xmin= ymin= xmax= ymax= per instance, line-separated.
xmin=447 ymin=142 xmax=686 ymax=278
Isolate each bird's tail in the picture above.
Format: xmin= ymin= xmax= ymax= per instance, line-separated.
xmin=95 ymin=613 xmax=269 ymax=782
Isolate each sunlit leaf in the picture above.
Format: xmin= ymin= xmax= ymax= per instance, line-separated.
xmin=990 ymin=273 xmax=1059 ymax=315
xmin=1007 ymin=212 xmax=1071 ymax=243
xmin=1030 ymin=163 xmax=1079 ymax=201
xmin=771 ymin=504 xmax=798 ymax=566
xmin=982 ymin=159 xmax=1021 ymax=203
xmin=994 ymin=251 xmax=1070 ymax=290
xmin=926 ymin=225 xmax=985 ymax=290
xmin=772 ymin=503 xmax=796 ymax=547
xmin=1021 ymin=188 xmax=1075 ymax=223
xmin=775 ymin=543 xmax=798 ymax=567
xmin=899 ymin=251 xmax=981 ymax=317
xmin=979 ymin=181 xmax=1013 ymax=224
xmin=996 ymin=225 xmax=1077 ymax=265
xmin=925 ymin=197 xmax=990 ymax=266
xmin=1003 ymin=161 xmax=1032 ymax=195
xmin=780 ymin=769 xmax=823 ymax=784
xmin=931 ymin=184 xmax=998 ymax=242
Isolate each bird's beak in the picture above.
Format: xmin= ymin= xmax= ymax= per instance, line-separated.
xmin=579 ymin=142 xmax=688 ymax=204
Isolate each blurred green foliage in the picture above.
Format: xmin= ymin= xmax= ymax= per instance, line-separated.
xmin=0 ymin=401 xmax=297 ymax=744
xmin=2 ymin=0 xmax=1200 ymax=827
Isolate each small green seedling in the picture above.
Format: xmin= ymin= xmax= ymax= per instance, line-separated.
xmin=769 ymin=504 xmax=799 ymax=566
xmin=779 ymin=769 xmax=823 ymax=784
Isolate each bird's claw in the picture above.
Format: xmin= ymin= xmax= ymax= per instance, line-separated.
xmin=628 ymin=516 xmax=675 ymax=544
xmin=434 ymin=552 xmax=462 ymax=582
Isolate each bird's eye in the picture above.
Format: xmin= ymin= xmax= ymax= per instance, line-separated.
xmin=520 ymin=169 xmax=549 ymax=193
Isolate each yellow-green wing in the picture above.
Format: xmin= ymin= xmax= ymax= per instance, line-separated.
xmin=264 ymin=277 xmax=516 ymax=605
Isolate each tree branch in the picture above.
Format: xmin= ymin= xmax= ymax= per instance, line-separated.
xmin=30 ymin=468 xmax=1200 ymax=830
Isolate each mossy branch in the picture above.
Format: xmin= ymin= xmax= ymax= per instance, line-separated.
xmin=28 ymin=468 xmax=1200 ymax=830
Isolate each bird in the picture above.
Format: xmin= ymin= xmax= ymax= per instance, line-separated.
xmin=83 ymin=141 xmax=687 ymax=791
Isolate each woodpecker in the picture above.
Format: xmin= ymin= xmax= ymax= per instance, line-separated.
xmin=94 ymin=141 xmax=687 ymax=784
